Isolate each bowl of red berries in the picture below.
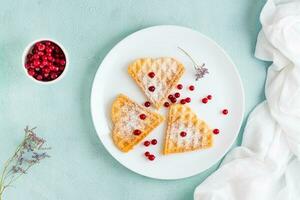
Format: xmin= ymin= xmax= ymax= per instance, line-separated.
xmin=23 ymin=39 xmax=68 ymax=83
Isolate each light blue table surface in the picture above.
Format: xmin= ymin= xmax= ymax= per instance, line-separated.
xmin=0 ymin=0 xmax=268 ymax=199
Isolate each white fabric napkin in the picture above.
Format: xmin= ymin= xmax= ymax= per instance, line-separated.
xmin=194 ymin=0 xmax=300 ymax=199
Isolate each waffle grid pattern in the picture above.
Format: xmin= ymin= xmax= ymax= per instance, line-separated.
xmin=111 ymin=94 xmax=164 ymax=152
xmin=163 ymin=104 xmax=213 ymax=154
xmin=128 ymin=57 xmax=185 ymax=109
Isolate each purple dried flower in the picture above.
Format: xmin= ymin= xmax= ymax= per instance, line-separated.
xmin=32 ymin=152 xmax=49 ymax=161
xmin=178 ymin=47 xmax=209 ymax=81
xmin=195 ymin=64 xmax=209 ymax=81
xmin=0 ymin=126 xmax=50 ymax=198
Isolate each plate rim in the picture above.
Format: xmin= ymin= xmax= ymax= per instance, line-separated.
xmin=90 ymin=25 xmax=245 ymax=180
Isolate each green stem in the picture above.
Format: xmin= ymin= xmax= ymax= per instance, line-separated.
xmin=0 ymin=183 xmax=3 ymax=200
xmin=0 ymin=134 xmax=27 ymax=200
xmin=177 ymin=47 xmax=199 ymax=70
xmin=0 ymin=143 xmax=22 ymax=183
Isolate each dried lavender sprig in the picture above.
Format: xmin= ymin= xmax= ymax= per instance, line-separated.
xmin=0 ymin=135 xmax=25 ymax=187
xmin=178 ymin=47 xmax=209 ymax=80
xmin=178 ymin=46 xmax=199 ymax=70
xmin=0 ymin=126 xmax=50 ymax=199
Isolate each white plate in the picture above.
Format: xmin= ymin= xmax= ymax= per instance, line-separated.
xmin=91 ymin=25 xmax=244 ymax=180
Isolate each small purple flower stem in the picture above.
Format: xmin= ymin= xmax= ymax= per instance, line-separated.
xmin=178 ymin=47 xmax=200 ymax=70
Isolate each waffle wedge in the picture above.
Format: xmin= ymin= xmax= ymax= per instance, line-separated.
xmin=163 ymin=104 xmax=213 ymax=154
xmin=111 ymin=94 xmax=164 ymax=152
xmin=128 ymin=57 xmax=185 ymax=109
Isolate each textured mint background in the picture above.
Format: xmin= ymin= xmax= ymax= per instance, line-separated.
xmin=0 ymin=0 xmax=268 ymax=199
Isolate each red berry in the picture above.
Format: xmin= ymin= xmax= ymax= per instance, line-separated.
xmin=202 ymin=98 xmax=208 ymax=104
xmin=33 ymin=60 xmax=40 ymax=67
xmin=180 ymin=131 xmax=187 ymax=137
xmin=168 ymin=94 xmax=174 ymax=100
xmin=42 ymin=60 xmax=48 ymax=66
xmin=49 ymin=65 xmax=56 ymax=71
xmin=148 ymin=86 xmax=155 ymax=92
xmin=25 ymin=63 xmax=31 ymax=69
xmin=28 ymin=69 xmax=35 ymax=76
xmin=37 ymin=44 xmax=45 ymax=51
xmin=42 ymin=55 xmax=48 ymax=61
xmin=60 ymin=60 xmax=66 ymax=65
xmin=33 ymin=54 xmax=39 ymax=60
xmin=189 ymin=85 xmax=195 ymax=91
xmin=36 ymin=75 xmax=43 ymax=80
xmin=170 ymin=98 xmax=177 ymax=103
xmin=151 ymin=139 xmax=157 ymax=145
xmin=145 ymin=151 xmax=150 ymax=157
xmin=164 ymin=102 xmax=170 ymax=107
xmin=50 ymin=73 xmax=58 ymax=80
xmin=185 ymin=97 xmax=191 ymax=103
xmin=27 ymin=53 xmax=33 ymax=59
xmin=59 ymin=66 xmax=65 ymax=71
xmin=148 ymin=72 xmax=155 ymax=78
xmin=46 ymin=47 xmax=53 ymax=54
xmin=207 ymin=95 xmax=212 ymax=100
xmin=213 ymin=129 xmax=220 ymax=134
xmin=37 ymin=51 xmax=44 ymax=56
xmin=222 ymin=109 xmax=228 ymax=115
xmin=177 ymin=84 xmax=183 ymax=90
xmin=139 ymin=114 xmax=147 ymax=120
xmin=47 ymin=56 xmax=54 ymax=61
xmin=144 ymin=101 xmax=151 ymax=107
xmin=148 ymin=154 xmax=155 ymax=161
xmin=180 ymin=99 xmax=186 ymax=104
xmin=133 ymin=129 xmax=142 ymax=136
xmin=174 ymin=92 xmax=180 ymax=98
xmin=32 ymin=48 xmax=38 ymax=54
xmin=144 ymin=141 xmax=150 ymax=147
xmin=35 ymin=42 xmax=42 ymax=47
xmin=26 ymin=61 xmax=33 ymax=68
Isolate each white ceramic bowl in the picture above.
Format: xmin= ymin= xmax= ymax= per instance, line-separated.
xmin=22 ymin=38 xmax=68 ymax=84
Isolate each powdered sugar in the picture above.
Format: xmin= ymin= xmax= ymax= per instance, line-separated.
xmin=115 ymin=104 xmax=145 ymax=137
xmin=169 ymin=121 xmax=203 ymax=148
xmin=138 ymin=58 xmax=181 ymax=104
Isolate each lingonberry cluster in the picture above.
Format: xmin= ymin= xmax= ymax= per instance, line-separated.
xmin=25 ymin=40 xmax=66 ymax=82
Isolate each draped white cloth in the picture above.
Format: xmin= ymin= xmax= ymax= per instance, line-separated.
xmin=194 ymin=0 xmax=300 ymax=199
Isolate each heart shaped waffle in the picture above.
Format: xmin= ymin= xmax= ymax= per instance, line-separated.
xmin=128 ymin=57 xmax=185 ymax=109
xmin=111 ymin=94 xmax=164 ymax=152
xmin=163 ymin=104 xmax=213 ymax=154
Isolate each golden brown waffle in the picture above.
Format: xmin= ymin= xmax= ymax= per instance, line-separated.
xmin=111 ymin=94 xmax=164 ymax=152
xmin=163 ymin=104 xmax=213 ymax=154
xmin=128 ymin=57 xmax=185 ymax=109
